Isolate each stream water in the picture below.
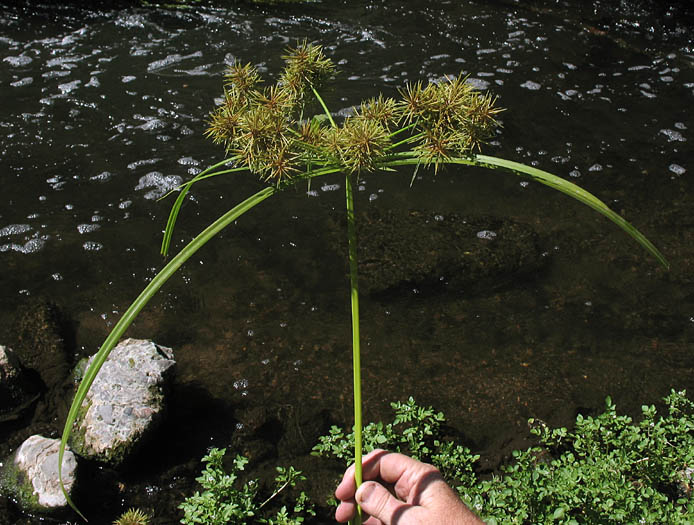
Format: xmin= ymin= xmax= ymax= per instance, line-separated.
xmin=1 ymin=0 xmax=693 ymax=522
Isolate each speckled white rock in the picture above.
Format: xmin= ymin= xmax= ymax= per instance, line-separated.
xmin=6 ymin=435 xmax=77 ymax=511
xmin=0 ymin=345 xmax=26 ymax=411
xmin=70 ymin=338 xmax=175 ymax=465
xmin=0 ymin=345 xmax=21 ymax=382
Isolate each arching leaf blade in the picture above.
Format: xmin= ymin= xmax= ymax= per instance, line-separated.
xmin=471 ymin=155 xmax=669 ymax=269
xmin=59 ymin=184 xmax=277 ymax=518
xmin=159 ymin=157 xmax=243 ymax=257
xmin=380 ymin=153 xmax=668 ymax=269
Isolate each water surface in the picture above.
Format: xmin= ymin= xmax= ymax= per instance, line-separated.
xmin=1 ymin=0 xmax=693 ymax=522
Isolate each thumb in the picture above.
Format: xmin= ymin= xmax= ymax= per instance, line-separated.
xmin=356 ymin=481 xmax=409 ymax=525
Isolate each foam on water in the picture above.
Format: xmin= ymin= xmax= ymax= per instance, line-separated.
xmin=659 ymin=129 xmax=687 ymax=142
xmin=3 ymin=55 xmax=33 ymax=66
xmin=476 ymin=230 xmax=497 ymax=240
xmin=135 ymin=172 xmax=183 ymax=200
xmin=82 ymin=241 xmax=103 ymax=251
xmin=0 ymin=224 xmax=32 ymax=237
xmin=0 ymin=237 xmax=47 ymax=254
xmin=521 ymin=80 xmax=541 ymax=90
xmin=147 ymin=51 xmax=203 ymax=72
xmin=669 ymin=164 xmax=686 ymax=175
xmin=77 ymin=224 xmax=101 ymax=234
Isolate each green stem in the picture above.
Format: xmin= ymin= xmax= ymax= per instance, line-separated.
xmin=258 ymin=477 xmax=292 ymax=510
xmin=311 ymin=85 xmax=337 ymax=128
xmin=311 ymin=84 xmax=364 ymax=524
xmin=386 ymin=122 xmax=417 ymax=140
xmin=386 ymin=129 xmax=424 ymax=151
xmin=345 ymin=171 xmax=363 ymax=525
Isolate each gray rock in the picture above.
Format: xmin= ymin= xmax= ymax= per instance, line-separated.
xmin=0 ymin=345 xmax=39 ymax=423
xmin=70 ymin=338 xmax=175 ymax=465
xmin=0 ymin=435 xmax=77 ymax=512
xmin=12 ymin=300 xmax=70 ymax=391
xmin=0 ymin=345 xmax=21 ymax=380
xmin=677 ymin=466 xmax=694 ymax=499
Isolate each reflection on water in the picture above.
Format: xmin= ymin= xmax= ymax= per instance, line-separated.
xmin=0 ymin=0 xmax=693 ymax=522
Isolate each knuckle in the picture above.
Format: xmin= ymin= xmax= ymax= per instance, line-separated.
xmin=371 ymin=487 xmax=392 ymax=518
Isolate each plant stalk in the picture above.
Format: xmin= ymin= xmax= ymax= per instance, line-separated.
xmin=311 ymin=84 xmax=364 ymax=523
xmin=345 ymin=170 xmax=363 ymax=525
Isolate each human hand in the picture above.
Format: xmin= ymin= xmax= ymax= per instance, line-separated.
xmin=335 ymin=449 xmax=484 ymax=525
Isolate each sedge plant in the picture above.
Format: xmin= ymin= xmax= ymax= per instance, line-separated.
xmin=58 ymin=41 xmax=668 ymax=523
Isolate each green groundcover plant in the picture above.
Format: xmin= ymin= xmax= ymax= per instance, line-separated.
xmin=312 ymin=392 xmax=694 ymax=524
xmin=180 ymin=392 xmax=694 ymax=524
xmin=179 ymin=448 xmax=315 ymax=524
xmin=59 ymin=42 xmax=667 ymax=522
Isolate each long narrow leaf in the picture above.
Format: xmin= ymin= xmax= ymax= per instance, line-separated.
xmin=381 ymin=154 xmax=669 ymax=269
xmin=60 ymin=164 xmax=347 ymax=518
xmin=160 ymin=157 xmax=241 ymax=257
xmin=59 ymin=185 xmax=277 ymax=516
xmin=160 ymin=166 xmax=248 ymax=257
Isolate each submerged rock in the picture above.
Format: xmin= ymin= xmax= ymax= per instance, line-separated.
xmin=12 ymin=300 xmax=70 ymax=391
xmin=0 ymin=435 xmax=77 ymax=513
xmin=0 ymin=345 xmax=40 ymax=423
xmin=277 ymin=404 xmax=331 ymax=456
xmin=70 ymin=338 xmax=176 ymax=466
xmin=0 ymin=345 xmax=24 ymax=406
xmin=354 ymin=209 xmax=546 ymax=295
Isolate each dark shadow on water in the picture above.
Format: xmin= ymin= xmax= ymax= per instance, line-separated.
xmin=121 ymin=382 xmax=240 ymax=478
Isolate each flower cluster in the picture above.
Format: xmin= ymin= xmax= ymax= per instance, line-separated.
xmin=400 ymin=75 xmax=503 ymax=172
xmin=205 ymin=42 xmax=503 ymax=182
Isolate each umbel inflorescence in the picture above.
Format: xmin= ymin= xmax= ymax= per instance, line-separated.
xmin=205 ymin=41 xmax=504 ymax=182
xmin=59 ymin=39 xmax=667 ymax=525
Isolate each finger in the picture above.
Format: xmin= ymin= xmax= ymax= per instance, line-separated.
xmin=335 ymin=464 xmax=357 ymax=501
xmin=334 ymin=499 xmax=356 ymax=523
xmin=356 ymin=481 xmax=411 ymax=525
xmin=336 ymin=449 xmax=389 ymax=501
xmin=336 ymin=501 xmax=381 ymax=525
xmin=381 ymin=452 xmax=446 ymax=502
xmin=357 ymin=448 xmax=391 ymax=482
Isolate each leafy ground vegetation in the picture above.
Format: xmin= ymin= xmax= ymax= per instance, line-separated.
xmin=180 ymin=391 xmax=694 ymax=524
xmin=179 ymin=448 xmax=315 ymax=524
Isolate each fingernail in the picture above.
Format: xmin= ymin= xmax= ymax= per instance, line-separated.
xmin=356 ymin=482 xmax=375 ymax=505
